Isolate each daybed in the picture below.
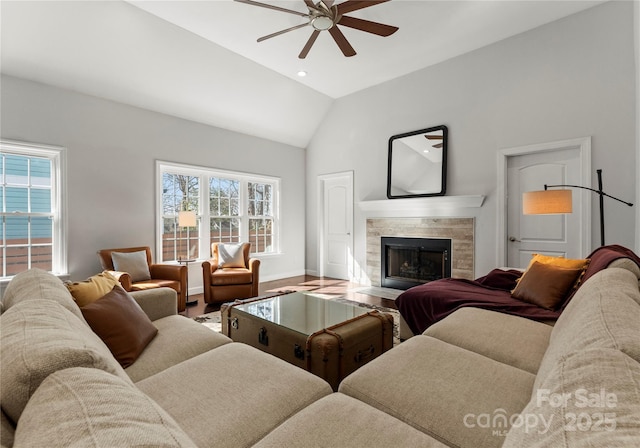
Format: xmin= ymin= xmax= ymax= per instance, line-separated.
xmin=2 ymin=249 xmax=640 ymax=447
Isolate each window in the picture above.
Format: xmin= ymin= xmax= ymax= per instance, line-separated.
xmin=0 ymin=141 xmax=66 ymax=278
xmin=157 ymin=162 xmax=279 ymax=262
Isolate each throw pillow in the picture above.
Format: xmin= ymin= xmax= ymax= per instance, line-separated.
xmin=526 ymin=253 xmax=590 ymax=270
xmin=511 ymin=261 xmax=583 ymax=310
xmin=111 ymin=250 xmax=151 ymax=282
xmin=65 ymin=271 xmax=119 ymax=307
xmin=218 ymin=243 xmax=246 ymax=268
xmin=80 ymin=285 xmax=158 ymax=368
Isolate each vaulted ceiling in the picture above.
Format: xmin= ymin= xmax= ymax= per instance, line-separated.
xmin=1 ymin=1 xmax=604 ymax=147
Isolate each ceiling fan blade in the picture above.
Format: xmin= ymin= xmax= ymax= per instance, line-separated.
xmin=299 ymin=30 xmax=320 ymax=59
xmin=337 ymin=0 xmax=390 ymax=15
xmin=432 ymin=143 xmax=443 ymax=149
xmin=338 ymin=15 xmax=398 ymax=37
xmin=328 ymin=26 xmax=356 ymax=57
xmin=235 ymin=0 xmax=309 ymax=17
xmin=303 ymin=0 xmax=316 ymax=9
xmin=425 ymin=135 xmax=443 ymax=140
xmin=258 ymin=23 xmax=310 ymax=42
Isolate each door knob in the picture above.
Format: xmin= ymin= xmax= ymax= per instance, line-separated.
xmin=508 ymin=236 xmax=521 ymax=242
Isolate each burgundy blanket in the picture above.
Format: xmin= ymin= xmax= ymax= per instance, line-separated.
xmin=397 ymin=244 xmax=640 ymax=336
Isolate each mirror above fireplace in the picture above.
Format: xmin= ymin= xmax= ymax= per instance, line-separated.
xmin=387 ymin=125 xmax=448 ymax=199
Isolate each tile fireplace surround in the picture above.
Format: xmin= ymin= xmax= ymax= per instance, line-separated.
xmin=367 ymin=217 xmax=474 ymax=287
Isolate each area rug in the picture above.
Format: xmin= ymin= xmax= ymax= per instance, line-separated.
xmin=193 ymin=299 xmax=401 ymax=345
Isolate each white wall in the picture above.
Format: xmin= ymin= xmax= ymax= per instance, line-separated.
xmin=306 ymin=1 xmax=637 ymax=280
xmin=1 ymin=75 xmax=307 ymax=291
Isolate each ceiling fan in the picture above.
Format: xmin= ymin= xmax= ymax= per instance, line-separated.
xmin=425 ymin=134 xmax=443 ymax=149
xmin=235 ymin=0 xmax=399 ymax=59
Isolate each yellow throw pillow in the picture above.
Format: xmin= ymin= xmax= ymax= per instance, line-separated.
xmin=66 ymin=271 xmax=119 ymax=307
xmin=526 ymin=253 xmax=590 ymax=270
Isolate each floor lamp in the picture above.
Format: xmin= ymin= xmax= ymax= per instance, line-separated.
xmin=178 ymin=210 xmax=197 ymax=306
xmin=522 ymin=169 xmax=633 ymax=247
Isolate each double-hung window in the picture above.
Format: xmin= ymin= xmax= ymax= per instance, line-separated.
xmin=0 ymin=141 xmax=66 ymax=278
xmin=158 ymin=162 xmax=279 ymax=263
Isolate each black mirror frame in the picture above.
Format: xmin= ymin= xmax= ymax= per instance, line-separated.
xmin=387 ymin=125 xmax=448 ymax=199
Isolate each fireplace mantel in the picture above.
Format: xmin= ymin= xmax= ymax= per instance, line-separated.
xmin=358 ymin=195 xmax=485 ymax=213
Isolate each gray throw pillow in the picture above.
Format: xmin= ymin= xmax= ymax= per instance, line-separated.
xmin=111 ymin=250 xmax=151 ymax=282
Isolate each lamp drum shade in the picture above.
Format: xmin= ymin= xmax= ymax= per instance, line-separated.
xmin=178 ymin=211 xmax=197 ymax=228
xmin=522 ymin=190 xmax=572 ymax=215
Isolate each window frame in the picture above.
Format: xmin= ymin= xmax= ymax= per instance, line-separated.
xmin=156 ymin=161 xmax=280 ymax=263
xmin=0 ymin=140 xmax=67 ymax=279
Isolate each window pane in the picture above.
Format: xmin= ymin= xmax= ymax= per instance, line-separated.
xmin=162 ymin=217 xmax=177 ymax=261
xmin=31 ymin=217 xmax=52 ymax=242
xmin=6 ymin=246 xmax=28 ymax=276
xmin=31 ymin=158 xmax=52 ymax=187
xmin=210 ymin=218 xmax=240 ymax=244
xmin=5 ymin=187 xmax=27 ymax=212
xmin=210 ymin=178 xmax=239 ymax=217
xmin=31 ymin=245 xmax=52 ymax=271
xmin=31 ymin=189 xmax=51 ymax=213
xmin=5 ymin=155 xmax=28 ymax=185
xmin=249 ymin=218 xmax=273 ymax=253
xmin=6 ymin=216 xmax=28 ymax=243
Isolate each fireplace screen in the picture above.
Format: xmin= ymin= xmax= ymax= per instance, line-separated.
xmin=381 ymin=237 xmax=452 ymax=290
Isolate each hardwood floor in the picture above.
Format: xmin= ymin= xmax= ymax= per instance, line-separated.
xmin=179 ymin=275 xmax=398 ymax=318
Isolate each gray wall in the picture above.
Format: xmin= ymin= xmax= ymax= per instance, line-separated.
xmin=1 ymin=75 xmax=307 ymax=290
xmin=306 ymin=1 xmax=637 ymax=280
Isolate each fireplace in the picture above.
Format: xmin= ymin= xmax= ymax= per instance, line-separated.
xmin=381 ymin=237 xmax=452 ymax=290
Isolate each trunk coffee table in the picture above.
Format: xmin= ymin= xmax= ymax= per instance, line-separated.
xmin=221 ymin=291 xmax=394 ymax=390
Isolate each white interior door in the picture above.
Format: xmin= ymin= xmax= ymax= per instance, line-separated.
xmin=319 ymin=172 xmax=353 ymax=280
xmin=506 ymin=148 xmax=586 ymax=268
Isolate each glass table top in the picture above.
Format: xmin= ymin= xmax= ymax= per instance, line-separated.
xmin=234 ymin=291 xmax=369 ymax=336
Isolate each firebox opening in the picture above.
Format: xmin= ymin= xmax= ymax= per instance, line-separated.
xmin=381 ymin=237 xmax=452 ymax=290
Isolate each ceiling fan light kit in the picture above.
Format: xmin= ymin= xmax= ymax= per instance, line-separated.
xmin=235 ymin=0 xmax=399 ymax=59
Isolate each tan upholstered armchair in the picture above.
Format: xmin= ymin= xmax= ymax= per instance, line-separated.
xmin=202 ymin=242 xmax=260 ymax=304
xmin=97 ymin=246 xmax=188 ymax=312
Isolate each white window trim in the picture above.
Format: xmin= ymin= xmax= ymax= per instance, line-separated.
xmin=0 ymin=139 xmax=68 ymax=278
xmin=156 ymin=160 xmax=280 ymax=263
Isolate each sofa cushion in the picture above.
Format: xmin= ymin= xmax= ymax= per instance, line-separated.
xmin=504 ymin=348 xmax=640 ymax=447
xmin=0 ymin=300 xmax=132 ymax=423
xmin=137 ymin=343 xmax=332 ymax=448
xmin=424 ymin=307 xmax=552 ymax=374
xmin=80 ymin=285 xmax=158 ymax=368
xmin=254 ymin=393 xmax=448 ymax=448
xmin=534 ymin=268 xmax=640 ymax=393
xmin=65 ymin=270 xmax=119 ymax=307
xmin=211 ymin=268 xmax=252 ymax=285
xmin=111 ymin=250 xmax=151 ymax=282
xmin=339 ymin=335 xmax=536 ymax=448
xmin=1 ymin=268 xmax=86 ymax=322
xmin=511 ymin=262 xmax=583 ymax=310
xmin=13 ymin=367 xmax=197 ymax=448
xmin=126 ymin=314 xmax=231 ymax=383
xmin=1 ymin=410 xmax=14 ymax=448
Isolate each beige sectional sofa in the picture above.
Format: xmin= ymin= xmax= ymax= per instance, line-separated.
xmin=1 ymin=259 xmax=639 ymax=447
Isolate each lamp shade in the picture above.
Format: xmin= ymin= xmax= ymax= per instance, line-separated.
xmin=522 ymin=190 xmax=572 ymax=215
xmin=178 ymin=211 xmax=197 ymax=228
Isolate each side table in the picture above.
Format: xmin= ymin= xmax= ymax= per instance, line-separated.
xmin=178 ymin=258 xmax=198 ymax=306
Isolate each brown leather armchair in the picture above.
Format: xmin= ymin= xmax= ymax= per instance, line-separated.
xmin=202 ymin=242 xmax=260 ymax=304
xmin=97 ymin=246 xmax=188 ymax=312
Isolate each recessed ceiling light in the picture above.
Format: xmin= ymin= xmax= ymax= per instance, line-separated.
xmin=297 ymin=70 xmax=307 ymax=77
xmin=423 ymin=149 xmax=430 ymax=153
